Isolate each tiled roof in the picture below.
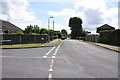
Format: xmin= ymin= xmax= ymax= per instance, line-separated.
xmin=97 ymin=24 xmax=115 ymax=29
xmin=0 ymin=19 xmax=22 ymax=32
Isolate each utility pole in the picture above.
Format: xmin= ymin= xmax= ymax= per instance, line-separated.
xmin=48 ymin=17 xmax=54 ymax=42
xmin=53 ymin=21 xmax=54 ymax=30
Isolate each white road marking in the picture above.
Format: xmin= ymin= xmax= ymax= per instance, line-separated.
xmin=42 ymin=56 xmax=47 ymax=58
xmin=45 ymin=46 xmax=56 ymax=56
xmin=42 ymin=46 xmax=55 ymax=58
xmin=1 ymin=56 xmax=43 ymax=59
xmin=51 ymin=56 xmax=55 ymax=59
xmin=48 ymin=74 xmax=52 ymax=79
xmin=49 ymin=67 xmax=53 ymax=71
xmin=50 ymin=64 xmax=53 ymax=68
xmin=53 ymin=45 xmax=60 ymax=56
xmin=51 ymin=59 xmax=54 ymax=65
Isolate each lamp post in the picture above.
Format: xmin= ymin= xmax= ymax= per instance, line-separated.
xmin=48 ymin=17 xmax=54 ymax=42
xmin=53 ymin=21 xmax=54 ymax=30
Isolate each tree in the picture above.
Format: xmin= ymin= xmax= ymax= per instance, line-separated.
xmin=68 ymin=17 xmax=83 ymax=39
xmin=61 ymin=29 xmax=68 ymax=37
xmin=40 ymin=28 xmax=48 ymax=35
xmin=82 ymin=30 xmax=91 ymax=37
xmin=54 ymin=31 xmax=62 ymax=38
xmin=25 ymin=25 xmax=33 ymax=34
xmin=32 ymin=25 xmax=40 ymax=33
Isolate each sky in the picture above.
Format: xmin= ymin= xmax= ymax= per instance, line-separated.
xmin=0 ymin=0 xmax=119 ymax=34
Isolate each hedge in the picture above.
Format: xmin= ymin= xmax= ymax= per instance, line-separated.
xmin=99 ymin=29 xmax=120 ymax=46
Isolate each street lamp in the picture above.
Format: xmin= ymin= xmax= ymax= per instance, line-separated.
xmin=53 ymin=21 xmax=54 ymax=30
xmin=48 ymin=17 xmax=54 ymax=42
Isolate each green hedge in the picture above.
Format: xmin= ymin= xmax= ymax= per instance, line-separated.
xmin=99 ymin=29 xmax=120 ymax=46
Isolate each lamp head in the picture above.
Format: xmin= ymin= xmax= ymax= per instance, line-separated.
xmin=50 ymin=17 xmax=54 ymax=18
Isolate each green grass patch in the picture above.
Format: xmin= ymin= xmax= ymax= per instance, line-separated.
xmin=0 ymin=43 xmax=46 ymax=49
xmin=54 ymin=39 xmax=62 ymax=46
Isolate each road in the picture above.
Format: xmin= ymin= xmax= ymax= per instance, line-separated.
xmin=1 ymin=39 xmax=118 ymax=79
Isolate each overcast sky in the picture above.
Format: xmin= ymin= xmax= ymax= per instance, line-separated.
xmin=0 ymin=0 xmax=119 ymax=33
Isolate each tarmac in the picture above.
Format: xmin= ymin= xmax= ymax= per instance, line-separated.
xmin=48 ymin=39 xmax=120 ymax=53
xmin=1 ymin=39 xmax=119 ymax=53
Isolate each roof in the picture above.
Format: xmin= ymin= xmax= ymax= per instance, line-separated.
xmin=0 ymin=19 xmax=22 ymax=32
xmin=97 ymin=24 xmax=115 ymax=29
xmin=96 ymin=24 xmax=115 ymax=33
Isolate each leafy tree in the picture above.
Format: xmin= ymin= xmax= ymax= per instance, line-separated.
xmin=32 ymin=25 xmax=40 ymax=33
xmin=25 ymin=25 xmax=33 ymax=34
xmin=61 ymin=29 xmax=68 ymax=37
xmin=82 ymin=30 xmax=91 ymax=37
xmin=68 ymin=17 xmax=83 ymax=39
xmin=40 ymin=28 xmax=48 ymax=35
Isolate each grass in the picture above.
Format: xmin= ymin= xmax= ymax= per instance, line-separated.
xmin=81 ymin=40 xmax=111 ymax=46
xmin=0 ymin=39 xmax=62 ymax=49
xmin=0 ymin=43 xmax=46 ymax=49
xmin=54 ymin=39 xmax=62 ymax=46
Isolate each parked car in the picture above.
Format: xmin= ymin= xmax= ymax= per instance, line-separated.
xmin=61 ymin=36 xmax=67 ymax=40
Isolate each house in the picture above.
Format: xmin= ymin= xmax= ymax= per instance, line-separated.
xmin=0 ymin=20 xmax=22 ymax=34
xmin=96 ymin=24 xmax=115 ymax=33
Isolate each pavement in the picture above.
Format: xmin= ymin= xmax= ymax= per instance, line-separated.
xmin=0 ymin=39 xmax=59 ymax=49
xmin=1 ymin=39 xmax=118 ymax=79
xmin=45 ymin=39 xmax=59 ymax=47
xmin=93 ymin=42 xmax=120 ymax=53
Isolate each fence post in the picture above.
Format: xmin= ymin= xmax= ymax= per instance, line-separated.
xmin=34 ymin=35 xmax=36 ymax=43
xmin=20 ymin=35 xmax=21 ymax=44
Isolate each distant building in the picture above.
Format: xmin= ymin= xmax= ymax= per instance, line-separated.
xmin=0 ymin=20 xmax=22 ymax=34
xmin=86 ymin=34 xmax=99 ymax=42
xmin=96 ymin=24 xmax=115 ymax=33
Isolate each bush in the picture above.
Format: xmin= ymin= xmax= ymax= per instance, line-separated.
xmin=99 ymin=29 xmax=120 ymax=46
xmin=9 ymin=31 xmax=24 ymax=35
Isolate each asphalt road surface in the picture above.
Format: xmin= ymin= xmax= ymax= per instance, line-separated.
xmin=1 ymin=39 xmax=118 ymax=79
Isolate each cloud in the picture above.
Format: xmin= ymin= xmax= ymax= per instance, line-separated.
xmin=0 ymin=0 xmax=36 ymax=21
xmin=14 ymin=20 xmax=43 ymax=30
xmin=74 ymin=0 xmax=107 ymax=11
xmin=48 ymin=8 xmax=76 ymax=17
xmin=48 ymin=0 xmax=118 ymax=33
xmin=54 ymin=23 xmax=70 ymax=33
xmin=84 ymin=9 xmax=103 ymax=25
xmin=0 ymin=0 xmax=44 ymax=30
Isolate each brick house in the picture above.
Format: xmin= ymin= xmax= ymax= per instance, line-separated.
xmin=96 ymin=24 xmax=115 ymax=33
xmin=0 ymin=20 xmax=22 ymax=34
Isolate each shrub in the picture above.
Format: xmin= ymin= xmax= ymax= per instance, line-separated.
xmin=99 ymin=29 xmax=120 ymax=46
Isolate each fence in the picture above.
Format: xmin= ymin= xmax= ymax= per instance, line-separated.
xmin=0 ymin=35 xmax=49 ymax=45
xmin=86 ymin=34 xmax=99 ymax=42
xmin=99 ymin=29 xmax=120 ymax=46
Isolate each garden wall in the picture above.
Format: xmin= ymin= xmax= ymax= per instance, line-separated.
xmin=0 ymin=35 xmax=49 ymax=45
xmin=99 ymin=29 xmax=120 ymax=46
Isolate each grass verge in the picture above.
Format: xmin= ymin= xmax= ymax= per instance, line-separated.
xmin=54 ymin=39 xmax=62 ymax=46
xmin=80 ymin=40 xmax=120 ymax=53
xmin=0 ymin=43 xmax=46 ymax=49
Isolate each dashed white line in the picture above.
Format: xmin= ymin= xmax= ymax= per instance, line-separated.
xmin=48 ymin=73 xmax=52 ymax=79
xmin=47 ymin=45 xmax=61 ymax=79
xmin=49 ymin=67 xmax=53 ymax=72
xmin=50 ymin=64 xmax=53 ymax=68
xmin=51 ymin=56 xmax=56 ymax=59
xmin=53 ymin=45 xmax=60 ymax=56
xmin=45 ymin=46 xmax=56 ymax=56
xmin=1 ymin=56 xmax=43 ymax=59
xmin=51 ymin=59 xmax=54 ymax=65
xmin=42 ymin=56 xmax=47 ymax=58
xmin=42 ymin=46 xmax=56 ymax=58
